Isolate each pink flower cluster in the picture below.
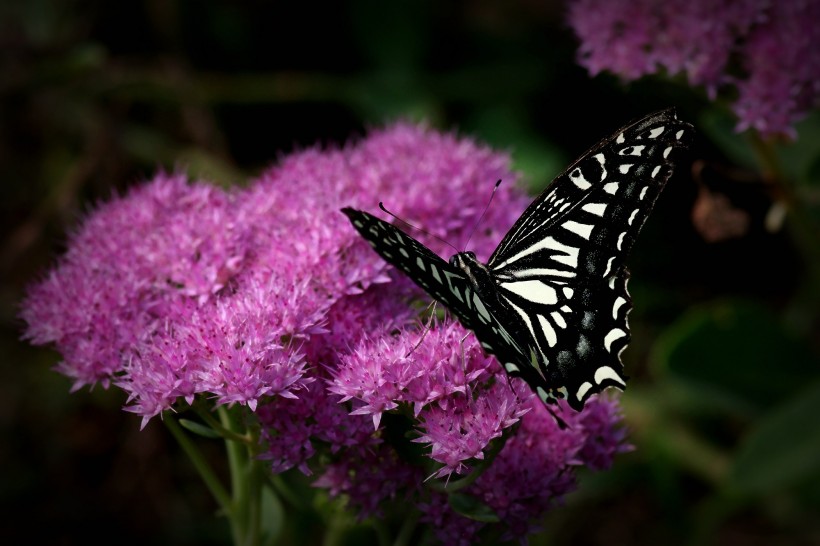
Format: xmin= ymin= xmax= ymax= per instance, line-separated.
xmin=567 ymin=0 xmax=820 ymax=138
xmin=21 ymin=122 xmax=630 ymax=541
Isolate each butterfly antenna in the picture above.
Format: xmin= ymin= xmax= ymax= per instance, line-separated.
xmin=462 ymin=179 xmax=502 ymax=251
xmin=379 ymin=202 xmax=460 ymax=254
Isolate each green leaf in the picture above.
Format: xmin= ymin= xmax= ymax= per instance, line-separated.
xmin=465 ymin=105 xmax=566 ymax=188
xmin=698 ymin=109 xmax=759 ymax=171
xmin=776 ymin=110 xmax=820 ymax=186
xmin=260 ymin=483 xmax=284 ymax=544
xmin=179 ymin=418 xmax=222 ymax=439
xmin=448 ymin=492 xmax=500 ymax=523
xmin=728 ymin=381 xmax=820 ymax=495
xmin=652 ymin=300 xmax=818 ymax=411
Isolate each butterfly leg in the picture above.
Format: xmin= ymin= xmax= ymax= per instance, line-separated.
xmin=458 ymin=331 xmax=474 ymax=400
xmin=405 ymin=300 xmax=438 ymax=357
xmin=546 ymin=405 xmax=569 ymax=430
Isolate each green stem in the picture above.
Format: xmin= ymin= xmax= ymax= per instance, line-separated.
xmin=393 ymin=510 xmax=419 ymax=546
xmin=194 ymin=403 xmax=254 ymax=445
xmin=750 ymin=134 xmax=820 ymax=325
xmin=267 ymin=473 xmax=308 ymax=511
xmin=218 ymin=405 xmax=261 ymax=546
xmin=164 ymin=416 xmax=232 ymax=511
xmin=321 ymin=509 xmax=350 ymax=546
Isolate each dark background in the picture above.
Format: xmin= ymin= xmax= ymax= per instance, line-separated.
xmin=3 ymin=1 xmax=819 ymax=544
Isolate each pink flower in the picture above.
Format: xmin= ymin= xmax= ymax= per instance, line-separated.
xmin=21 ymin=122 xmax=631 ymax=542
xmin=567 ymin=0 xmax=819 ymax=137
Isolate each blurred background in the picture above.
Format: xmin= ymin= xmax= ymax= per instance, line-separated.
xmin=2 ymin=1 xmax=819 ymax=544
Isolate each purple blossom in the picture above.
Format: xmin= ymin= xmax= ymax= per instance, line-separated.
xmin=313 ymin=442 xmax=423 ymax=519
xmin=567 ymin=0 xmax=820 ymax=137
xmin=420 ymin=396 xmax=630 ymax=543
xmin=332 ymin=320 xmax=530 ymax=474
xmin=20 ymin=121 xmax=631 ymax=542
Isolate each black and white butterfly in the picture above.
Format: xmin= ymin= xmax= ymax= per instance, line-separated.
xmin=342 ymin=109 xmax=691 ymax=411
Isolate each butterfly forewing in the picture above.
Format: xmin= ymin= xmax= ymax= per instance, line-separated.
xmin=487 ymin=109 xmax=690 ymax=408
xmin=342 ymin=209 xmax=530 ymax=367
xmin=343 ymin=109 xmax=691 ymax=412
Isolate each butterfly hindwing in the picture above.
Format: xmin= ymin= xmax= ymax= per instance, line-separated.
xmin=343 ymin=109 xmax=691 ymax=412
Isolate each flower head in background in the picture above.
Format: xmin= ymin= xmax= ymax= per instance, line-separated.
xmin=567 ymin=0 xmax=820 ymax=138
xmin=21 ymin=122 xmax=630 ymax=541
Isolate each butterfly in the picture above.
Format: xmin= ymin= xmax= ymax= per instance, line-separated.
xmin=342 ymin=109 xmax=691 ymax=411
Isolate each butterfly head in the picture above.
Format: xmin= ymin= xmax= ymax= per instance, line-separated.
xmin=449 ymin=251 xmax=477 ymax=269
xmin=449 ymin=251 xmax=490 ymax=285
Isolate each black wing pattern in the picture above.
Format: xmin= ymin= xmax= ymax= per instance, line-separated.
xmin=340 ymin=208 xmax=528 ymax=365
xmin=343 ymin=109 xmax=691 ymax=411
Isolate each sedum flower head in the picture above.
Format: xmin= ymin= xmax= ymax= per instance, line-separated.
xmin=21 ymin=122 xmax=630 ymax=541
xmin=567 ymin=0 xmax=820 ymax=138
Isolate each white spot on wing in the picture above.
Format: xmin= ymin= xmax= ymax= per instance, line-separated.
xmin=628 ymin=209 xmax=639 ymax=226
xmin=676 ymin=129 xmax=684 ymax=139
xmin=616 ymin=132 xmax=625 ymax=144
xmin=570 ymin=167 xmax=592 ymax=190
xmin=399 ymin=247 xmax=409 ymax=258
xmin=639 ymin=186 xmax=649 ymax=200
xmin=651 ymin=165 xmax=661 ymax=178
xmin=494 ymin=236 xmax=579 ymax=270
xmin=430 ymin=264 xmax=441 ymax=283
xmin=582 ymin=202 xmax=607 ymax=216
xmin=603 ymin=182 xmax=619 ymax=195
xmin=603 ymin=329 xmax=627 ymax=352
xmin=613 ymin=296 xmax=627 ymax=318
xmin=619 ymin=164 xmax=633 ymax=174
xmin=505 ymin=362 xmax=520 ymax=373
xmin=504 ymin=298 xmax=541 ymax=359
xmin=500 ymin=280 xmax=558 ymax=305
xmin=451 ymin=285 xmax=463 ymax=302
xmin=616 ymin=232 xmax=625 ymax=251
xmin=537 ymin=314 xmax=558 ymax=347
xmin=595 ymin=365 xmax=626 ymax=387
xmin=473 ymin=293 xmax=491 ymax=322
xmin=512 ymin=267 xmax=576 ymax=279
xmin=562 ymin=287 xmax=574 ymax=299
xmin=649 ymin=126 xmax=664 ymax=139
xmin=621 ymin=145 xmax=645 ymax=156
xmin=550 ymin=311 xmax=566 ymax=328
xmin=663 ymin=146 xmax=672 ymax=158
xmin=576 ymin=382 xmax=593 ymax=402
xmin=563 ymin=220 xmax=594 ymax=240
xmin=603 ymin=256 xmax=615 ymax=277
xmin=416 ymin=257 xmax=425 ymax=270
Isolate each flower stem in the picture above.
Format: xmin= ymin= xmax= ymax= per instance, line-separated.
xmin=164 ymin=415 xmax=232 ymax=512
xmin=219 ymin=405 xmax=265 ymax=546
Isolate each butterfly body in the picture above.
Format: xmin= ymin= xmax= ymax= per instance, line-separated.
xmin=343 ymin=109 xmax=691 ymax=411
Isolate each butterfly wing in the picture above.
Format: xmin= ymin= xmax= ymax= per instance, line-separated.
xmin=341 ymin=208 xmax=528 ymax=364
xmin=487 ymin=109 xmax=691 ymax=409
